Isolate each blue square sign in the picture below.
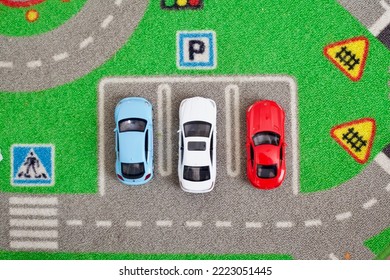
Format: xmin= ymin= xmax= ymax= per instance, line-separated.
xmin=177 ymin=30 xmax=217 ymax=69
xmin=11 ymin=144 xmax=55 ymax=186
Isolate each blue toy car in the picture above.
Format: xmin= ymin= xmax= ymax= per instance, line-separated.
xmin=114 ymin=97 xmax=153 ymax=185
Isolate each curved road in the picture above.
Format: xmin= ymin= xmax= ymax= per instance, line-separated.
xmin=0 ymin=0 xmax=149 ymax=92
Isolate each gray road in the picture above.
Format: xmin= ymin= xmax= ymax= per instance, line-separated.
xmin=0 ymin=76 xmax=388 ymax=260
xmin=0 ymin=0 xmax=149 ymax=92
xmin=338 ymin=0 xmax=390 ymax=49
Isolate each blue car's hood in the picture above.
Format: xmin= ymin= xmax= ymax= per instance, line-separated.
xmin=115 ymin=98 xmax=152 ymax=122
xmin=119 ymin=132 xmax=145 ymax=163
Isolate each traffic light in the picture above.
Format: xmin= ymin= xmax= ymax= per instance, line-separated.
xmin=161 ymin=0 xmax=203 ymax=10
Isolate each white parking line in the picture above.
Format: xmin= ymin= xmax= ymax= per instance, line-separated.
xmin=363 ymin=198 xmax=378 ymax=209
xmin=336 ymin=212 xmax=352 ymax=221
xmin=10 ymin=241 xmax=58 ymax=250
xmin=245 ymin=222 xmax=262 ymax=228
xmin=80 ymin=36 xmax=94 ymax=50
xmin=0 ymin=61 xmax=13 ymax=68
xmin=27 ymin=60 xmax=42 ymax=68
xmin=157 ymin=84 xmax=173 ymax=177
xmin=276 ymin=221 xmax=294 ymax=228
xmin=374 ymin=152 xmax=390 ymax=175
xmin=185 ymin=221 xmax=202 ymax=227
xmin=369 ymin=0 xmax=390 ymax=36
xmin=304 ymin=219 xmax=322 ymax=227
xmin=156 ymin=220 xmax=172 ymax=227
xmin=329 ymin=253 xmax=339 ymax=260
xmin=225 ymin=85 xmax=241 ymax=177
xmin=96 ymin=221 xmax=112 ymax=227
xmin=9 ymin=208 xmax=57 ymax=217
xmin=115 ymin=0 xmax=123 ymax=6
xmin=101 ymin=15 xmax=114 ymax=29
xmin=9 ymin=197 xmax=58 ymax=206
xmin=10 ymin=230 xmax=58 ymax=239
xmin=53 ymin=52 xmax=69 ymax=62
xmin=386 ymin=183 xmax=390 ymax=192
xmin=216 ymin=221 xmax=232 ymax=227
xmin=66 ymin=220 xmax=83 ymax=226
xmin=125 ymin=221 xmax=142 ymax=227
xmin=10 ymin=219 xmax=58 ymax=227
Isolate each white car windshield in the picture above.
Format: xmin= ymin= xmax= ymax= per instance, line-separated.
xmin=183 ymin=166 xmax=210 ymax=182
xmin=184 ymin=121 xmax=211 ymax=137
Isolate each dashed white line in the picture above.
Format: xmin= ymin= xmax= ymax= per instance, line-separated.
xmin=276 ymin=221 xmax=294 ymax=228
xmin=10 ymin=230 xmax=58 ymax=239
xmin=363 ymin=198 xmax=378 ymax=209
xmin=125 ymin=221 xmax=142 ymax=228
xmin=10 ymin=241 xmax=58 ymax=250
xmin=225 ymin=85 xmax=241 ymax=177
xmin=304 ymin=219 xmax=322 ymax=227
xmin=27 ymin=60 xmax=42 ymax=68
xmin=216 ymin=221 xmax=232 ymax=228
xmin=79 ymin=36 xmax=94 ymax=50
xmin=336 ymin=211 xmax=352 ymax=221
xmin=66 ymin=220 xmax=83 ymax=226
xmin=0 ymin=61 xmax=13 ymax=68
xmin=101 ymin=15 xmax=114 ymax=29
xmin=9 ymin=208 xmax=57 ymax=217
xmin=96 ymin=221 xmax=112 ymax=227
xmin=369 ymin=0 xmax=390 ymax=36
xmin=374 ymin=152 xmax=390 ymax=175
xmin=185 ymin=221 xmax=202 ymax=227
xmin=386 ymin=183 xmax=390 ymax=192
xmin=329 ymin=253 xmax=339 ymax=260
xmin=52 ymin=52 xmax=69 ymax=62
xmin=115 ymin=0 xmax=123 ymax=6
xmin=245 ymin=222 xmax=262 ymax=228
xmin=9 ymin=197 xmax=58 ymax=206
xmin=156 ymin=220 xmax=173 ymax=227
xmin=10 ymin=219 xmax=58 ymax=228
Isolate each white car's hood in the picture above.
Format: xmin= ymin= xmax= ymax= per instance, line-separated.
xmin=180 ymin=97 xmax=216 ymax=124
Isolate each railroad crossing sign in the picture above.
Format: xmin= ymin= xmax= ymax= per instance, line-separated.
xmin=330 ymin=118 xmax=376 ymax=164
xmin=324 ymin=37 xmax=369 ymax=81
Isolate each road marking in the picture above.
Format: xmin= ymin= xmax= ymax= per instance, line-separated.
xmin=10 ymin=219 xmax=58 ymax=227
xmin=216 ymin=221 xmax=232 ymax=227
xmin=363 ymin=198 xmax=378 ymax=209
xmin=0 ymin=61 xmax=13 ymax=68
xmin=9 ymin=208 xmax=57 ymax=217
xmin=10 ymin=241 xmax=58 ymax=250
xmin=157 ymin=84 xmax=173 ymax=176
xmin=386 ymin=183 xmax=390 ymax=192
xmin=156 ymin=220 xmax=172 ymax=227
xmin=245 ymin=222 xmax=262 ymax=228
xmin=79 ymin=36 xmax=94 ymax=50
xmin=276 ymin=221 xmax=294 ymax=228
xmin=98 ymin=76 xmax=300 ymax=194
xmin=66 ymin=220 xmax=83 ymax=226
xmin=115 ymin=0 xmax=123 ymax=6
xmin=96 ymin=221 xmax=112 ymax=227
xmin=101 ymin=15 xmax=114 ymax=29
xmin=304 ymin=219 xmax=322 ymax=227
xmin=27 ymin=60 xmax=42 ymax=68
xmin=225 ymin=85 xmax=241 ymax=177
xmin=10 ymin=230 xmax=58 ymax=239
xmin=9 ymin=197 xmax=58 ymax=206
xmin=125 ymin=221 xmax=142 ymax=227
xmin=53 ymin=52 xmax=69 ymax=62
xmin=185 ymin=221 xmax=202 ymax=227
xmin=329 ymin=253 xmax=339 ymax=260
xmin=336 ymin=211 xmax=352 ymax=221
xmin=374 ymin=152 xmax=390 ymax=175
xmin=369 ymin=0 xmax=390 ymax=36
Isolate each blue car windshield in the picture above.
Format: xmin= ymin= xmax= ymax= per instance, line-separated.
xmin=253 ymin=132 xmax=280 ymax=146
xmin=119 ymin=118 xmax=146 ymax=132
xmin=121 ymin=162 xmax=145 ymax=179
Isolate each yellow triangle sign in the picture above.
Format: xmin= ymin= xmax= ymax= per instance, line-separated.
xmin=324 ymin=37 xmax=369 ymax=81
xmin=330 ymin=118 xmax=376 ymax=164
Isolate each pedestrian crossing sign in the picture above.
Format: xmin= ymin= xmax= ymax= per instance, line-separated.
xmin=11 ymin=144 xmax=55 ymax=186
xmin=323 ymin=36 xmax=369 ymax=81
xmin=330 ymin=118 xmax=376 ymax=164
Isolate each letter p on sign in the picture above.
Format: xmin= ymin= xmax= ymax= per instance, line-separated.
xmin=177 ymin=30 xmax=217 ymax=69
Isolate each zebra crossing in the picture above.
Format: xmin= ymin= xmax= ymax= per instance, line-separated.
xmin=8 ymin=196 xmax=59 ymax=250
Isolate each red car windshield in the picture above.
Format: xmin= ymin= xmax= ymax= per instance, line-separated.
xmin=257 ymin=164 xmax=277 ymax=178
xmin=253 ymin=132 xmax=280 ymax=146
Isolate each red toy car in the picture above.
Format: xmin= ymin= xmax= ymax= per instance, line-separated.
xmin=246 ymin=100 xmax=286 ymax=189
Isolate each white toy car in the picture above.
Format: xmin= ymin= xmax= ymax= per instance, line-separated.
xmin=178 ymin=97 xmax=217 ymax=193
